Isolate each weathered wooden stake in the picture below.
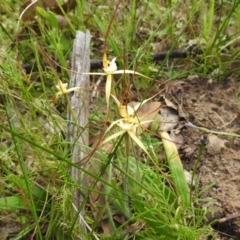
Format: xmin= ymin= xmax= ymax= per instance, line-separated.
xmin=67 ymin=30 xmax=90 ymax=231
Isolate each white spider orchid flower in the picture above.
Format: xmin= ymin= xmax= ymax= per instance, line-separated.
xmin=100 ymin=94 xmax=161 ymax=162
xmin=55 ymin=80 xmax=80 ymax=99
xmin=84 ymin=54 xmax=152 ymax=114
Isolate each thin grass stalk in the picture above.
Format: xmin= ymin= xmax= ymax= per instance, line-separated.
xmin=0 ymin=123 xmax=129 ymax=196
xmin=93 ymin=14 xmax=121 ymax=59
xmin=105 ymin=162 xmax=117 ymax=232
xmin=4 ymin=99 xmax=43 ymax=240
xmin=87 ymin=136 xmax=125 ymax=236
xmin=123 ymin=133 xmax=131 ymax=216
xmin=126 ymin=0 xmax=137 ymax=51
xmin=190 ymin=140 xmax=206 ymax=200
xmin=185 ymin=122 xmax=240 ymax=138
xmin=167 ymin=0 xmax=174 ymax=44
xmin=112 ymin=159 xmax=175 ymax=204
xmin=204 ymin=0 xmax=215 ymax=40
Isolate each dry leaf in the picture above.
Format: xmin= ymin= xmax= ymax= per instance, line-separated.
xmin=56 ymin=15 xmax=68 ymax=28
xmin=164 ymin=97 xmax=178 ymax=110
xmin=53 ymin=0 xmax=77 ymax=15
xmin=128 ymin=101 xmax=161 ymax=128
xmin=101 ymin=219 xmax=114 ymax=237
xmin=20 ymin=0 xmax=76 ymax=22
xmin=21 ymin=0 xmax=57 ymax=21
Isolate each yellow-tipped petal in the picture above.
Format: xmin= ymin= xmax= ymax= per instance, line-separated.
xmin=55 ymin=80 xmax=81 ymax=99
xmin=103 ymin=57 xmax=117 ymax=74
xmin=119 ymin=105 xmax=134 ymax=118
xmin=56 ymin=81 xmax=68 ymax=94
xmin=103 ymin=53 xmax=109 ymax=69
xmin=111 ymin=95 xmax=132 ymax=118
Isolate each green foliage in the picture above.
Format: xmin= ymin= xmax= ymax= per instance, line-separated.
xmin=0 ymin=0 xmax=240 ymax=239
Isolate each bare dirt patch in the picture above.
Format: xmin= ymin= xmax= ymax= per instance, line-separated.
xmin=173 ymin=77 xmax=240 ymax=239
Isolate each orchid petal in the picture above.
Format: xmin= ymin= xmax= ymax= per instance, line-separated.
xmin=112 ymin=70 xmax=152 ymax=80
xmin=111 ymin=94 xmax=121 ymax=107
xmin=105 ymin=118 xmax=124 ymax=134
xmin=101 ymin=130 xmax=126 ymax=146
xmin=68 ymin=87 xmax=80 ymax=92
xmin=130 ymin=94 xmax=160 ymax=116
xmin=111 ymin=94 xmax=135 ymax=118
xmin=83 ymin=72 xmax=107 ymax=76
xmin=103 ymin=57 xmax=117 ymax=74
xmin=56 ymin=83 xmax=68 ymax=91
xmin=56 ymin=81 xmax=68 ymax=93
xmin=102 ymin=53 xmax=109 ymax=69
xmin=128 ymin=130 xmax=153 ymax=160
xmin=55 ymin=80 xmax=81 ymax=99
xmin=117 ymin=120 xmax=135 ymax=131
xmin=105 ymin=75 xmax=112 ymax=115
xmin=119 ymin=105 xmax=134 ymax=118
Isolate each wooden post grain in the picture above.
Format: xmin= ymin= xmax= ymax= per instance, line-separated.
xmin=67 ymin=30 xmax=90 ymax=231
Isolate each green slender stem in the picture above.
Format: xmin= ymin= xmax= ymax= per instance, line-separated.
xmin=105 ymin=163 xmax=117 ymax=231
xmin=185 ymin=122 xmax=240 ymax=138
xmin=65 ymin=94 xmax=78 ymax=123
xmin=198 ymin=127 xmax=240 ymax=138
xmin=127 ymin=0 xmax=137 ymax=50
xmin=167 ymin=0 xmax=174 ymax=44
xmin=0 ymin=22 xmax=26 ymax=59
xmin=123 ymin=133 xmax=130 ymax=214
xmin=70 ymin=135 xmax=125 ymax=236
xmin=4 ymin=101 xmax=43 ymax=240
xmin=190 ymin=143 xmax=206 ymax=199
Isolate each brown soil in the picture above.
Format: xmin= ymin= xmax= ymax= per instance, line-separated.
xmin=172 ymin=77 xmax=240 ymax=239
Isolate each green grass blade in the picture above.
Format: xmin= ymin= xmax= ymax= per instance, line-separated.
xmin=4 ymin=101 xmax=43 ymax=240
xmin=160 ymin=131 xmax=190 ymax=208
